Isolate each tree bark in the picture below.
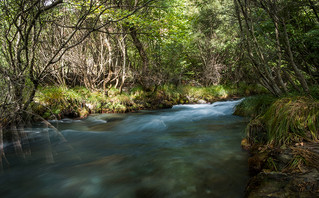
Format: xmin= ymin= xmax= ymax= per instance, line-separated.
xmin=236 ymin=0 xmax=283 ymax=96
xmin=282 ymin=20 xmax=309 ymax=93
xmin=127 ymin=25 xmax=150 ymax=88
xmin=264 ymin=1 xmax=288 ymax=93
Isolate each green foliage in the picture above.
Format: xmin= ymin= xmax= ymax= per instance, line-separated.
xmin=309 ymin=85 xmax=319 ymax=100
xmin=234 ymin=95 xmax=276 ymax=117
xmin=33 ymin=84 xmax=256 ymax=119
xmin=288 ymin=155 xmax=306 ymax=171
xmin=36 ymin=86 xmax=69 ymax=106
xmin=263 ymin=97 xmax=319 ymax=145
xmin=242 ymin=96 xmax=319 ymax=146
xmin=34 ymin=86 xmax=105 ymax=118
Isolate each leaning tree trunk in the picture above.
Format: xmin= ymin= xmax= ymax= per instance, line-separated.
xmin=267 ymin=3 xmax=288 ymax=93
xmin=282 ymin=20 xmax=309 ymax=93
xmin=128 ymin=25 xmax=151 ymax=90
xmin=236 ymin=0 xmax=284 ymax=96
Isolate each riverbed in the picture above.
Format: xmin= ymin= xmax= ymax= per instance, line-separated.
xmin=0 ymin=100 xmax=249 ymax=198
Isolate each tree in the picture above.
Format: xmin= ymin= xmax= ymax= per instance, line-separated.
xmin=0 ymin=0 xmax=155 ymax=164
xmin=234 ymin=0 xmax=318 ymax=96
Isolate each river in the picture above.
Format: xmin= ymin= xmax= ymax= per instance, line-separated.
xmin=0 ymin=100 xmax=249 ymax=198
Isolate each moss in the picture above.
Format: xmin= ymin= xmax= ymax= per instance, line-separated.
xmin=33 ymin=83 xmax=259 ymax=120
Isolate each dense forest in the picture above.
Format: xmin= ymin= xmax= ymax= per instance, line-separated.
xmin=1 ymin=0 xmax=318 ymax=124
xmin=0 ymin=0 xmax=319 ymax=196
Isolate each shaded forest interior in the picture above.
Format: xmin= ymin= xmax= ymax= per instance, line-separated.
xmin=0 ymin=0 xmax=319 ymax=130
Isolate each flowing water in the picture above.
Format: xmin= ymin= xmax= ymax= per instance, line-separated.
xmin=0 ymin=100 xmax=249 ymax=198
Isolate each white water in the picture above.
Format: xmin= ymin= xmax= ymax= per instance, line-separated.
xmin=0 ymin=99 xmax=248 ymax=198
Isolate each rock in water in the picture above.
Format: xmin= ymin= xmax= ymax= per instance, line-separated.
xmin=197 ymin=99 xmax=208 ymax=104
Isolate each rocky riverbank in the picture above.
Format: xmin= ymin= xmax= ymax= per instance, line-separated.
xmin=243 ymin=142 xmax=319 ymax=197
xmin=236 ymin=96 xmax=319 ymax=198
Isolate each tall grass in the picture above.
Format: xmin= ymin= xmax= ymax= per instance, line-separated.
xmin=263 ymin=97 xmax=319 ymax=145
xmin=238 ymin=95 xmax=319 ymax=146
xmin=234 ymin=95 xmax=276 ymax=117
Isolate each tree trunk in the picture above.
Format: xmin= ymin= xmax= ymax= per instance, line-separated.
xmin=308 ymin=0 xmax=319 ymax=23
xmin=127 ymin=25 xmax=150 ymax=89
xmin=236 ymin=0 xmax=283 ymax=96
xmin=283 ymin=69 xmax=301 ymax=92
xmin=282 ymin=20 xmax=309 ymax=93
xmin=129 ymin=27 xmax=149 ymax=75
xmin=119 ymin=32 xmax=127 ymax=93
xmin=268 ymin=3 xmax=288 ymax=93
xmin=103 ymin=36 xmax=114 ymax=93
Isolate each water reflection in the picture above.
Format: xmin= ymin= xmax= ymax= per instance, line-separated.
xmin=0 ymin=100 xmax=249 ymax=198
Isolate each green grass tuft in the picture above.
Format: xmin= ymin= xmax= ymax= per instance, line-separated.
xmin=234 ymin=95 xmax=276 ymax=117
xmin=263 ymin=97 xmax=319 ymax=145
xmin=241 ymin=96 xmax=319 ymax=146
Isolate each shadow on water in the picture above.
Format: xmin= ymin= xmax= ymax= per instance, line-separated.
xmin=0 ymin=99 xmax=249 ymax=198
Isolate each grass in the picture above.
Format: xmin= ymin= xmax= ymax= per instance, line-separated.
xmin=236 ymin=94 xmax=319 ymax=146
xmin=32 ymin=83 xmax=262 ymax=120
xmin=234 ymin=94 xmax=276 ymax=117
xmin=263 ymin=97 xmax=319 ymax=145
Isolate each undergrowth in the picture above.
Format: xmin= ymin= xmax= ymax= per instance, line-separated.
xmin=234 ymin=94 xmax=276 ymax=117
xmin=237 ymin=94 xmax=319 ymax=146
xmin=235 ymin=88 xmax=319 ymax=176
xmin=32 ymin=83 xmax=262 ymax=120
xmin=263 ymin=97 xmax=319 ymax=145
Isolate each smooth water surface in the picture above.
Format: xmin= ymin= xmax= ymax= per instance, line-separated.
xmin=0 ymin=100 xmax=249 ymax=198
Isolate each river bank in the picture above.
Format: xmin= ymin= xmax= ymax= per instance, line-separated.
xmin=31 ymin=83 xmax=265 ymax=121
xmin=235 ymin=95 xmax=319 ymax=197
